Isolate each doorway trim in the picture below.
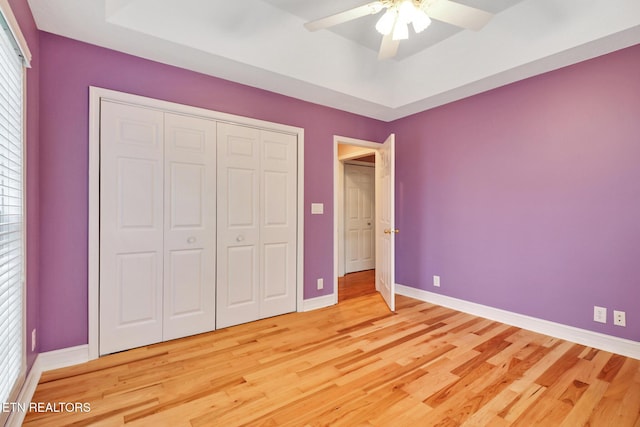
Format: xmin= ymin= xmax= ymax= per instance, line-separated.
xmin=333 ymin=135 xmax=382 ymax=302
xmin=88 ymin=87 xmax=305 ymax=360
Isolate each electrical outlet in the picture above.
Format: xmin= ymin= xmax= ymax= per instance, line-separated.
xmin=31 ymin=329 xmax=36 ymax=352
xmin=613 ymin=310 xmax=626 ymax=327
xmin=317 ymin=278 xmax=323 ymax=290
xmin=593 ymin=306 xmax=607 ymax=324
xmin=433 ymin=275 xmax=440 ymax=287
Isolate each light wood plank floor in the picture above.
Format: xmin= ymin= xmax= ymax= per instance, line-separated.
xmin=24 ymin=294 xmax=640 ymax=426
xmin=338 ymin=270 xmax=376 ymax=302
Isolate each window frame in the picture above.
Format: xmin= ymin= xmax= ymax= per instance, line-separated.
xmin=0 ymin=0 xmax=31 ymax=424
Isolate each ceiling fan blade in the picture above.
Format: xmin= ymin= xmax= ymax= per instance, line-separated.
xmin=378 ymin=33 xmax=399 ymax=60
xmin=424 ymin=0 xmax=492 ymax=31
xmin=304 ymin=2 xmax=384 ymax=32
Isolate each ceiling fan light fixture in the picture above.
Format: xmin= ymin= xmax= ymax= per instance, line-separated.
xmin=303 ymin=0 xmax=494 ymax=60
xmin=375 ymin=8 xmax=397 ymax=35
xmin=411 ymin=10 xmax=432 ymax=33
xmin=392 ymin=20 xmax=409 ymax=40
xmin=398 ymin=0 xmax=416 ymax=23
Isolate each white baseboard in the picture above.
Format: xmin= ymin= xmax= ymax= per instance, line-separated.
xmin=302 ymin=294 xmax=337 ymax=312
xmin=5 ymin=345 xmax=89 ymax=426
xmin=5 ymin=358 xmax=42 ymax=427
xmin=396 ymin=284 xmax=640 ymax=360
xmin=38 ymin=345 xmax=90 ymax=372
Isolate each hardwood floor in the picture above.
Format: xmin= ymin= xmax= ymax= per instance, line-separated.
xmin=338 ymin=269 xmax=376 ymax=302
xmin=24 ymin=294 xmax=640 ymax=426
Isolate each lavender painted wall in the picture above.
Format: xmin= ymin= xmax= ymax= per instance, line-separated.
xmin=8 ymin=0 xmax=40 ymax=369
xmin=393 ymin=44 xmax=640 ymax=341
xmin=38 ymin=32 xmax=388 ymax=352
xmin=32 ymin=13 xmax=640 ymax=352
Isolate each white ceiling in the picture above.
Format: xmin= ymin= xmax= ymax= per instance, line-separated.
xmin=28 ymin=0 xmax=640 ymax=121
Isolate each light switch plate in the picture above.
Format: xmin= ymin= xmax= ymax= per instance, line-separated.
xmin=311 ymin=203 xmax=324 ymax=214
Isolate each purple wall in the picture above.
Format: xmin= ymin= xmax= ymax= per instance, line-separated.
xmin=393 ymin=43 xmax=640 ymax=341
xmin=38 ymin=32 xmax=388 ymax=352
xmin=23 ymin=4 xmax=640 ymax=352
xmin=9 ymin=0 xmax=40 ymax=369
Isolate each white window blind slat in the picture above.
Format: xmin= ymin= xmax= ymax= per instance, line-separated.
xmin=0 ymin=1 xmax=25 ymax=416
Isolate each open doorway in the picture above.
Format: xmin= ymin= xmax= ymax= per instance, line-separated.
xmin=333 ymin=135 xmax=396 ymax=309
xmin=339 ymin=149 xmax=376 ymax=301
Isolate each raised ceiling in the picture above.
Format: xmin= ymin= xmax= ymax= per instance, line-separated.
xmin=28 ymin=0 xmax=640 ymax=121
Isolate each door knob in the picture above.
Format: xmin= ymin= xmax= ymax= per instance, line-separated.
xmin=236 ymin=235 xmax=245 ymax=242
xmin=383 ymin=229 xmax=400 ymax=234
xmin=187 ymin=237 xmax=196 ymax=244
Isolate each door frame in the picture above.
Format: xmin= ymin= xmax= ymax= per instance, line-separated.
xmin=333 ymin=135 xmax=383 ymax=302
xmin=88 ymin=87 xmax=305 ymax=360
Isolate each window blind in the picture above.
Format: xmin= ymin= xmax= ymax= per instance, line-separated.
xmin=0 ymin=5 xmax=25 ymax=416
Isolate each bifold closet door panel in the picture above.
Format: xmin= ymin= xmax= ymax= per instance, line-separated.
xmin=216 ymin=123 xmax=261 ymax=328
xmin=260 ymin=130 xmax=297 ymax=319
xmin=99 ymin=101 xmax=164 ymax=355
xmin=163 ymin=113 xmax=217 ymax=340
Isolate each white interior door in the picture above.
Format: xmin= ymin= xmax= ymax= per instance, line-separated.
xmin=260 ymin=130 xmax=297 ymax=319
xmin=216 ymin=123 xmax=261 ymax=328
xmin=100 ymin=101 xmax=164 ymax=355
xmin=345 ymin=164 xmax=375 ymax=273
xmin=376 ymin=134 xmax=396 ymax=311
xmin=163 ymin=113 xmax=217 ymax=340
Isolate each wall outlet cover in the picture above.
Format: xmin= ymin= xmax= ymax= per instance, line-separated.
xmin=613 ymin=310 xmax=626 ymax=327
xmin=433 ymin=275 xmax=440 ymax=287
xmin=593 ymin=306 xmax=607 ymax=324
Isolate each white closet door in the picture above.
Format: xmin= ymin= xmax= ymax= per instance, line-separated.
xmin=260 ymin=130 xmax=297 ymax=318
xmin=100 ymin=101 xmax=164 ymax=355
xmin=345 ymin=164 xmax=375 ymax=274
xmin=216 ymin=123 xmax=261 ymax=328
xmin=163 ymin=113 xmax=217 ymax=340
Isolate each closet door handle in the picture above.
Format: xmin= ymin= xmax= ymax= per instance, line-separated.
xmin=236 ymin=235 xmax=245 ymax=242
xmin=187 ymin=237 xmax=196 ymax=244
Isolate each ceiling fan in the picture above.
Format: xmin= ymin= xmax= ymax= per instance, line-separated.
xmin=304 ymin=0 xmax=493 ymax=60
